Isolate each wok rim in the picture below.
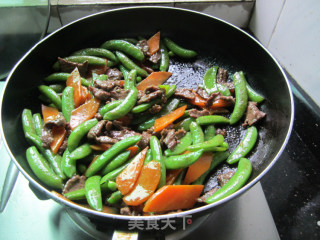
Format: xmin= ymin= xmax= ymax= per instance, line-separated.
xmin=0 ymin=6 xmax=294 ymax=221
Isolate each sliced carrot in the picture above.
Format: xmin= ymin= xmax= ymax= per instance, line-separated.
xmin=183 ymin=152 xmax=213 ymax=185
xmin=41 ymin=104 xmax=60 ymax=123
xmin=89 ymin=144 xmax=112 ymax=151
xmin=188 ymin=92 xmax=207 ymax=108
xmin=154 ymin=105 xmax=187 ymax=132
xmin=123 ymin=160 xmax=161 ymax=206
xmin=116 ymin=115 xmax=131 ymax=126
xmin=116 ymin=147 xmax=148 ymax=195
xmin=147 ymin=31 xmax=161 ymax=55
xmin=211 ymin=98 xmax=233 ymax=109
xmin=127 ymin=145 xmax=139 ymax=158
xmin=143 ymin=185 xmax=204 ymax=212
xmin=50 ymin=126 xmax=66 ymax=154
xmin=166 ymin=169 xmax=184 ymax=185
xmin=69 ymin=97 xmax=100 ymax=130
xmin=136 ymin=71 xmax=172 ymax=91
xmin=66 ymin=68 xmax=84 ymax=108
xmin=81 ymin=86 xmax=92 ymax=101
xmin=119 ymin=80 xmax=125 ymax=87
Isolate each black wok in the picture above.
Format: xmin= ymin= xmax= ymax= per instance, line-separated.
xmin=1 ymin=6 xmax=294 ymax=235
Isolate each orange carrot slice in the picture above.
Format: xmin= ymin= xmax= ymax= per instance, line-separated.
xmin=154 ymin=105 xmax=187 ymax=132
xmin=66 ymin=68 xmax=84 ymax=108
xmin=136 ymin=71 xmax=172 ymax=91
xmin=127 ymin=146 xmax=139 ymax=158
xmin=41 ymin=104 xmax=60 ymax=123
xmin=123 ymin=160 xmax=161 ymax=206
xmin=143 ymin=185 xmax=204 ymax=212
xmin=147 ymin=31 xmax=161 ymax=55
xmin=50 ymin=126 xmax=66 ymax=154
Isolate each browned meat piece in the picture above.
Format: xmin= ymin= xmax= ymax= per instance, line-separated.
xmin=197 ymin=187 xmax=220 ymax=203
xmin=120 ymin=206 xmax=132 ymax=215
xmin=175 ymin=128 xmax=187 ymax=139
xmin=217 ymin=68 xmax=228 ymax=83
xmin=148 ymin=51 xmax=161 ymax=64
xmin=243 ymin=101 xmax=266 ymax=127
xmin=109 ymin=129 xmax=141 ymax=141
xmin=138 ymin=90 xmax=163 ymax=104
xmin=217 ymin=170 xmax=236 ymax=187
xmin=89 ymin=86 xmax=110 ymax=101
xmin=94 ymin=79 xmax=122 ymax=91
xmin=62 ymin=175 xmax=86 ymax=194
xmin=106 ymin=68 xmax=123 ymax=80
xmin=110 ymin=87 xmax=129 ymax=100
xmin=87 ymin=120 xmax=106 ymax=140
xmin=174 ymin=88 xmax=195 ymax=100
xmin=138 ymin=131 xmax=152 ymax=149
xmin=58 ymin=125 xmax=71 ymax=155
xmin=105 ymin=121 xmax=113 ymax=131
xmin=41 ymin=125 xmax=53 ymax=148
xmin=149 ymin=104 xmax=162 ymax=114
xmin=205 ymin=92 xmax=235 ymax=108
xmin=112 ymin=120 xmax=129 ymax=130
xmin=57 ymin=58 xmax=88 ymax=76
xmin=136 ymin=39 xmax=149 ymax=56
xmin=215 ymin=128 xmax=227 ymax=137
xmin=44 ymin=114 xmax=67 ymax=128
xmin=195 ymin=86 xmax=210 ymax=99
xmin=138 ymin=90 xmax=144 ymax=99
xmin=120 ymin=206 xmax=142 ymax=216
xmin=94 ymin=112 xmax=103 ymax=120
xmin=162 ymin=129 xmax=177 ymax=150
xmin=188 ymin=108 xmax=210 ymax=118
xmin=96 ymin=135 xmax=118 ymax=144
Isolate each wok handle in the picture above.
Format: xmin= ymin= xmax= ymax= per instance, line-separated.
xmin=0 ymin=160 xmax=19 ymax=212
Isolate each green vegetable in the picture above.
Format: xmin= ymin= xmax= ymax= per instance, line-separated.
xmin=115 ymin=51 xmax=148 ymax=77
xmin=53 ymin=56 xmax=106 ymax=71
xmin=174 ymin=117 xmax=195 ymax=131
xmin=99 ymin=100 xmax=123 ymax=116
xmin=163 ymin=37 xmax=197 ymax=58
xmin=164 ymin=132 xmax=192 ymax=156
xmin=61 ymin=86 xmax=74 ymax=122
xmin=44 ymin=73 xmax=90 ymax=87
xmin=124 ymin=69 xmax=137 ymax=90
xmin=107 ymin=190 xmax=123 ymax=205
xmin=100 ymin=162 xmax=130 ymax=184
xmin=144 ymin=149 xmax=153 ymax=165
xmin=150 ymin=136 xmax=166 ymax=188
xmin=196 ymin=115 xmax=230 ymax=125
xmin=187 ymin=134 xmax=225 ymax=152
xmin=22 ymin=109 xmax=36 ymax=136
xmin=159 ymin=42 xmax=170 ymax=71
xmin=61 ymin=149 xmax=76 ymax=178
xmin=64 ymin=188 xmax=86 ymax=201
xmin=32 ymin=113 xmax=43 ymax=137
xmin=69 ymin=143 xmax=92 ymax=161
xmin=164 ymin=150 xmax=204 ymax=169
xmin=204 ymin=125 xmax=216 ymax=141
xmin=85 ymin=176 xmax=103 ymax=211
xmin=190 ymin=121 xmax=204 ymax=145
xmin=38 ymin=85 xmax=62 ymax=110
xmin=101 ymin=150 xmax=131 ymax=176
xmin=71 ymin=48 xmax=118 ymax=62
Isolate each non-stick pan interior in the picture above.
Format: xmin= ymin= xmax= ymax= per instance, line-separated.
xmin=1 ymin=7 xmax=293 ymax=218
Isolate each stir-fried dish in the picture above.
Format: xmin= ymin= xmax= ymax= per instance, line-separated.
xmin=21 ymin=31 xmax=266 ymax=215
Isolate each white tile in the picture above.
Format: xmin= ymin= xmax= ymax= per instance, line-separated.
xmin=268 ymin=0 xmax=320 ymax=105
xmin=249 ymin=0 xmax=285 ymax=47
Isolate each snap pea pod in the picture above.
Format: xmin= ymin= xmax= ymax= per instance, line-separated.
xmin=107 ymin=190 xmax=123 ymax=205
xmin=187 ymin=134 xmax=225 ymax=152
xmin=53 ymin=56 xmax=106 ymax=71
xmin=205 ymin=158 xmax=252 ymax=204
xmin=164 ymin=150 xmax=204 ymax=169
xmin=38 ymin=85 xmax=62 ymax=110
xmin=22 ymin=109 xmax=36 ymax=136
xmin=124 ymin=69 xmax=137 ymax=90
xmin=61 ymin=149 xmax=76 ymax=178
xmin=217 ymin=83 xmax=231 ymax=96
xmin=137 ymin=98 xmax=180 ymax=131
xmin=144 ymin=149 xmax=153 ymax=165
xmin=247 ymin=83 xmax=264 ymax=103
xmin=69 ymin=143 xmax=92 ymax=161
xmin=163 ymin=37 xmax=197 ymax=58
xmin=119 ymin=65 xmax=129 ymax=80
xmin=174 ymin=117 xmax=195 ymax=131
xmin=103 ymin=88 xmax=138 ymax=120
xmin=48 ymin=84 xmax=65 ymax=93
xmin=61 ymin=86 xmax=74 ymax=122
xmin=131 ymin=112 xmax=152 ymax=125
xmin=38 ymin=94 xmax=52 ymax=104
xmin=26 ymin=146 xmax=63 ymax=189
xmin=100 ymin=162 xmax=130 ymax=184
xmin=131 ymin=85 xmax=176 ymax=114
xmin=85 ymin=176 xmax=103 ymax=211
xmin=196 ymin=115 xmax=230 ymax=125
xmin=101 ymin=39 xmax=145 ymax=61
xmin=101 ymin=180 xmax=118 ymax=192
xmin=173 ymin=169 xmax=187 ymax=185
xmin=64 ymin=188 xmax=86 ymax=200
xmin=164 ymin=132 xmax=192 ymax=156
xmin=193 ymin=151 xmax=230 ymax=185
xmin=150 ymin=136 xmax=166 ymax=188
xmin=85 ymin=135 xmax=142 ymax=177
xmin=44 ymin=73 xmax=90 ymax=87
xmin=159 ymin=42 xmax=170 ymax=72
xmin=227 ymin=126 xmax=258 ymax=164
xmin=203 ymin=66 xmax=219 ymax=94
xmin=121 ymin=38 xmax=139 ymax=44
xmin=101 ymin=150 xmax=131 ymax=176
xmin=115 ymin=51 xmax=148 ymax=77
xmin=229 ymin=71 xmax=248 ymax=125
xmin=32 ymin=113 xmax=43 ymax=137
xmin=67 ymin=119 xmax=98 ymax=152
xmin=71 ymin=48 xmax=118 ymax=62
xmin=204 ymin=125 xmax=216 ymax=141
xmin=190 ymin=122 xmax=204 ymax=145
xmin=99 ymin=100 xmax=123 ymax=116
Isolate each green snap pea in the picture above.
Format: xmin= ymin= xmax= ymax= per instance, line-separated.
xmin=101 ymin=180 xmax=118 ymax=192
xmin=164 ymin=132 xmax=192 ymax=156
xmin=136 ymin=76 xmax=142 ymax=82
xmin=203 ymin=66 xmax=219 ymax=94
xmin=121 ymin=38 xmax=139 ymax=44
xmin=61 ymin=149 xmax=75 ymax=178
xmin=69 ymin=143 xmax=92 ymax=161
xmin=124 ymin=69 xmax=137 ymax=90
xmin=101 ymin=39 xmax=145 ymax=61
xmin=144 ymin=149 xmax=153 ymax=165
xmin=53 ymin=56 xmax=106 ymax=71
xmin=107 ymin=190 xmax=123 ymax=205
xmin=85 ymin=135 xmax=142 ymax=177
xmin=100 ymin=162 xmax=130 ymax=184
xmin=64 ymin=188 xmax=86 ymax=201
xmin=165 ymin=150 xmax=204 ymax=169
xmin=174 ymin=117 xmax=195 ymax=131
xmin=44 ymin=73 xmax=90 ymax=87
xmin=227 ymin=126 xmax=258 ymax=164
xmin=229 ymin=71 xmax=248 ymax=125
xmin=150 ymin=136 xmax=166 ymax=188
xmin=115 ymin=51 xmax=148 ymax=77
xmin=188 ymin=134 xmax=225 ymax=152
xmin=163 ymin=37 xmax=197 ymax=59
xmin=193 ymin=151 xmax=230 ymax=185
xmin=159 ymin=42 xmax=170 ymax=71
xmin=103 ymin=88 xmax=138 ymax=120
xmin=119 ymin=65 xmax=129 ymax=80
xmin=38 ymin=85 xmax=62 ymax=110
xmin=190 ymin=122 xmax=204 ymax=145
xmin=206 ymin=158 xmax=252 ymax=204
xmin=85 ymin=176 xmax=103 ymax=212
xmin=22 ymin=109 xmax=36 ymax=136
xmin=38 ymin=94 xmax=52 ymax=104
xmin=26 ymin=146 xmax=63 ymax=189
xmin=71 ymin=48 xmax=118 ymax=62
xmin=67 ymin=119 xmax=98 ymax=152
xmin=217 ymin=83 xmax=231 ymax=96
xmin=196 ymin=115 xmax=230 ymax=125
xmin=48 ymin=84 xmax=65 ymax=93
xmin=99 ymin=100 xmax=123 ymax=116
xmin=32 ymin=113 xmax=43 ymax=137
xmin=247 ymin=83 xmax=264 ymax=103
xmin=101 ymin=150 xmax=131 ymax=176
xmin=61 ymin=86 xmax=74 ymax=122
xmin=204 ymin=125 xmax=216 ymax=141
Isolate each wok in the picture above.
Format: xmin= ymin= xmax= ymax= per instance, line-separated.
xmin=1 ymin=6 xmax=294 ymax=236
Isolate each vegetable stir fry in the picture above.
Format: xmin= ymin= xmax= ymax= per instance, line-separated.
xmin=22 ymin=31 xmax=266 ymax=215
